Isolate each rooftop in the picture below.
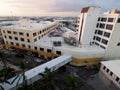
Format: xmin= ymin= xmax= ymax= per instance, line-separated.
xmin=1 ymin=21 xmax=56 ymax=30
xmin=35 ymin=27 xmax=105 ymax=58
xmin=101 ymin=60 xmax=120 ymax=78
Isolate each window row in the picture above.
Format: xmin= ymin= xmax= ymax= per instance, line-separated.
xmin=96 ymin=23 xmax=113 ymax=30
xmin=6 ymin=41 xmax=61 ymax=55
xmin=94 ymin=30 xmax=111 ymax=38
xmin=2 ymin=30 xmax=30 ymax=36
xmin=34 ymin=47 xmax=61 ymax=55
xmin=103 ymin=65 xmax=120 ymax=83
xmin=32 ymin=25 xmax=56 ymax=37
xmin=98 ymin=17 xmax=114 ymax=22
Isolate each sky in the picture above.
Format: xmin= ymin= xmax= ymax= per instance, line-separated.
xmin=0 ymin=0 xmax=120 ymax=16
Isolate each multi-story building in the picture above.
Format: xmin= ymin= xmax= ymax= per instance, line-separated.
xmin=92 ymin=10 xmax=120 ymax=59
xmin=99 ymin=60 xmax=120 ymax=89
xmin=77 ymin=6 xmax=120 ymax=60
xmin=1 ymin=19 xmax=59 ymax=52
xmin=77 ymin=6 xmax=100 ymax=46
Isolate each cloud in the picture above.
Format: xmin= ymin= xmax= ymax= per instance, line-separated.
xmin=1 ymin=0 xmax=120 ymax=16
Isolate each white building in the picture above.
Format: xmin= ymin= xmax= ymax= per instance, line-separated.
xmin=1 ymin=19 xmax=59 ymax=51
xmin=99 ymin=60 xmax=120 ymax=89
xmin=92 ymin=10 xmax=120 ymax=59
xmin=77 ymin=7 xmax=120 ymax=60
xmin=77 ymin=6 xmax=100 ymax=46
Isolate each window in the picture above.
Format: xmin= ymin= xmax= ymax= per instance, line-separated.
xmin=103 ymin=66 xmax=106 ymax=70
xmin=3 ymin=30 xmax=5 ymax=33
xmin=40 ymin=31 xmax=41 ymax=34
xmin=34 ymin=47 xmax=37 ymax=50
xmin=102 ymin=39 xmax=108 ymax=45
xmin=40 ymin=48 xmax=44 ymax=51
xmin=100 ymin=45 xmax=106 ymax=49
xmin=47 ymin=49 xmax=51 ymax=53
xmin=22 ymin=44 xmax=25 ymax=47
xmin=21 ymin=38 xmax=24 ymax=41
xmin=117 ymin=43 xmax=120 ymax=46
xmin=33 ymin=32 xmax=37 ymax=36
xmin=96 ymin=37 xmax=101 ymax=42
xmin=95 ymin=30 xmax=97 ymax=34
xmin=39 ymin=36 xmax=41 ymax=39
xmin=106 ymin=69 xmax=109 ymax=73
xmin=117 ymin=18 xmax=120 ymax=23
xmin=98 ymin=18 xmax=100 ymax=21
xmin=104 ymin=32 xmax=110 ymax=38
xmin=4 ymin=35 xmax=6 ymax=38
xmin=95 ymin=42 xmax=99 ymax=46
xmin=93 ymin=36 xmax=96 ymax=40
xmin=34 ymin=38 xmax=37 ymax=42
xmin=56 ymin=51 xmax=61 ymax=55
xmin=6 ymin=41 xmax=8 ymax=44
xmin=14 ymin=37 xmax=18 ymax=40
xmin=116 ymin=77 xmax=119 ymax=82
xmin=16 ymin=43 xmax=19 ymax=46
xmin=7 ymin=31 xmax=11 ymax=34
xmin=19 ymin=32 xmax=23 ymax=35
xmin=98 ymin=30 xmax=103 ymax=35
xmin=108 ymin=18 xmax=114 ymax=22
xmin=28 ymin=45 xmax=31 ymax=49
xmin=110 ymin=72 xmax=113 ymax=76
xmin=26 ymin=33 xmax=29 ymax=37
xmin=27 ymin=39 xmax=30 ymax=43
xmin=13 ymin=31 xmax=17 ymax=34
xmin=99 ymin=23 xmax=105 ymax=28
xmin=9 ymin=36 xmax=12 ymax=39
xmin=101 ymin=18 xmax=107 ymax=22
xmin=11 ymin=42 xmax=14 ymax=45
xmin=106 ymin=24 xmax=113 ymax=30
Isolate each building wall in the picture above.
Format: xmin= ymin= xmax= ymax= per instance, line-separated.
xmin=1 ymin=21 xmax=59 ymax=50
xmin=99 ymin=64 xmax=120 ymax=89
xmin=92 ymin=13 xmax=120 ymax=59
xmin=104 ymin=16 xmax=120 ymax=59
xmin=77 ymin=6 xmax=100 ymax=46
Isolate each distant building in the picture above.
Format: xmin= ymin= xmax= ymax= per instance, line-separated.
xmin=99 ymin=60 xmax=120 ymax=89
xmin=1 ymin=18 xmax=59 ymax=53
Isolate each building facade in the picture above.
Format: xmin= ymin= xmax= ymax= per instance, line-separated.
xmin=1 ymin=19 xmax=59 ymax=53
xmin=77 ymin=6 xmax=100 ymax=46
xmin=92 ymin=10 xmax=120 ymax=59
xmin=99 ymin=60 xmax=120 ymax=90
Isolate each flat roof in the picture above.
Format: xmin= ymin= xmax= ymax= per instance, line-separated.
xmin=1 ymin=21 xmax=56 ymax=30
xmin=101 ymin=60 xmax=120 ymax=78
xmin=35 ymin=33 xmax=105 ymax=57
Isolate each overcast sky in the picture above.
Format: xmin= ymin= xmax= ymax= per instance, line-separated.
xmin=0 ymin=0 xmax=120 ymax=16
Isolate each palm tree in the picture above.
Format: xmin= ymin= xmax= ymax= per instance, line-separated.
xmin=0 ymin=51 xmax=17 ymax=90
xmin=16 ymin=60 xmax=28 ymax=90
xmin=38 ymin=68 xmax=56 ymax=90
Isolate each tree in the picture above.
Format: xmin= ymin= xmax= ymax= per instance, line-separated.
xmin=62 ymin=75 xmax=83 ymax=90
xmin=0 ymin=51 xmax=8 ymax=68
xmin=17 ymin=60 xmax=28 ymax=90
xmin=39 ymin=68 xmax=56 ymax=90
xmin=0 ymin=51 xmax=17 ymax=90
